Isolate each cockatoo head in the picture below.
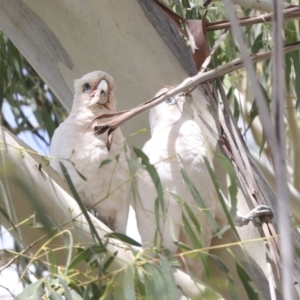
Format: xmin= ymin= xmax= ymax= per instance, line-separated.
xmin=72 ymin=71 xmax=116 ymax=113
xmin=149 ymin=88 xmax=193 ymax=133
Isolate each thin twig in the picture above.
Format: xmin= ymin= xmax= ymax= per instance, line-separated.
xmin=93 ymin=41 xmax=300 ymax=135
xmin=206 ymin=6 xmax=300 ymax=31
xmin=206 ymin=0 xmax=290 ymax=13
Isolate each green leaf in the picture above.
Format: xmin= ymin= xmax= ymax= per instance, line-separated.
xmin=48 ymin=248 xmax=57 ymax=275
xmin=174 ymin=241 xmax=192 ymax=252
xmin=49 ymin=218 xmax=73 ymax=272
xmin=203 ymin=157 xmax=240 ymax=240
xmin=99 ymin=273 xmax=116 ymax=300
xmin=154 ymin=196 xmax=162 ymax=239
xmin=127 ymin=158 xmax=147 ymax=171
xmin=57 ymin=276 xmax=73 ymax=300
xmin=75 ymin=168 xmax=87 ymax=181
xmin=124 ymin=265 xmax=136 ymax=300
xmin=0 ymin=205 xmax=15 ymax=228
xmin=68 ymin=245 xmax=105 ymax=270
xmin=158 ymin=255 xmax=178 ymax=300
xmin=134 ymin=269 xmax=146 ymax=297
xmin=216 ymin=154 xmax=238 ymax=218
xmin=59 ymin=163 xmax=104 ymax=247
xmin=133 ymin=147 xmax=165 ymax=239
xmin=0 ymin=180 xmax=16 ymax=229
xmin=259 ymin=135 xmax=266 ymax=156
xmin=291 ymin=51 xmax=300 ymax=108
xmin=105 ymin=232 xmax=141 ymax=247
xmin=103 ymin=251 xmax=117 ymax=272
xmin=170 ymin=192 xmax=201 ymax=234
xmin=285 ymin=53 xmax=292 ymax=91
xmin=99 ymin=159 xmax=113 ymax=168
xmin=235 ymin=262 xmax=259 ymax=300
xmin=181 ymin=211 xmax=203 ymax=249
xmin=144 ymin=263 xmax=166 ymax=299
xmin=133 ymin=147 xmax=165 ymax=212
xmin=49 ymin=291 xmax=64 ymax=300
xmin=15 ymin=279 xmax=44 ymax=299
xmin=70 ymin=290 xmax=84 ymax=300
xmin=90 ymin=282 xmax=104 ymax=300
xmin=251 ymin=32 xmax=264 ymax=53
xmin=294 ymin=246 xmax=300 ymax=260
xmin=228 ymin=277 xmax=239 ymax=300
xmin=249 ymin=82 xmax=270 ymax=121
xmin=208 ymin=253 xmax=229 ymax=273
xmin=180 ymin=165 xmax=219 ymax=233
xmin=82 ymin=284 xmax=91 ymax=300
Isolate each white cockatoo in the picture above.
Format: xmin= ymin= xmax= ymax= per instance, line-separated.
xmin=50 ymin=71 xmax=130 ymax=233
xmin=134 ymin=88 xmax=273 ymax=280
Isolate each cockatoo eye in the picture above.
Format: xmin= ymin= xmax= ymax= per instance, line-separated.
xmin=165 ymin=97 xmax=177 ymax=105
xmin=82 ymin=83 xmax=91 ymax=93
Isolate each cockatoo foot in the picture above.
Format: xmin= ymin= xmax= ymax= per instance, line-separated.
xmin=235 ymin=205 xmax=274 ymax=227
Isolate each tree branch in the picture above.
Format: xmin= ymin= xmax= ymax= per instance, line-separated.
xmin=94 ymin=41 xmax=300 ymax=136
xmin=208 ymin=0 xmax=291 ymax=12
xmin=206 ymin=6 xmax=300 ymax=31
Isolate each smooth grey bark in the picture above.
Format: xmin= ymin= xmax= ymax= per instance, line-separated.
xmin=0 ymin=0 xmax=299 ymax=298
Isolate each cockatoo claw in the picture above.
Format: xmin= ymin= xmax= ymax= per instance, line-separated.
xmin=236 ymin=205 xmax=274 ymax=227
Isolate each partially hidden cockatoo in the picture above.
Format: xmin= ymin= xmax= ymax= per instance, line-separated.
xmin=134 ymin=88 xmax=273 ymax=280
xmin=50 ymin=71 xmax=130 ymax=233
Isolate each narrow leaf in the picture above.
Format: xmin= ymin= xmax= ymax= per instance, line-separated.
xmin=180 ymin=165 xmax=219 ymax=232
xmin=99 ymin=159 xmax=113 ymax=168
xmin=133 ymin=147 xmax=165 ymax=212
xmin=235 ymin=262 xmax=259 ymax=300
xmin=105 ymin=232 xmax=141 ymax=247
xmin=59 ymin=163 xmax=104 ymax=247
xmin=124 ymin=265 xmax=136 ymax=300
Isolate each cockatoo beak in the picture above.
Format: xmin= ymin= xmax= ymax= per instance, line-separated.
xmin=89 ymin=79 xmax=109 ymax=106
xmin=97 ymin=79 xmax=109 ymax=104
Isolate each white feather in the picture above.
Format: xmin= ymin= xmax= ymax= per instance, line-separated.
xmin=50 ymin=71 xmax=130 ymax=233
xmin=135 ymin=88 xmax=218 ymax=279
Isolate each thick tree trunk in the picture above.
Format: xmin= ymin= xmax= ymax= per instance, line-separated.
xmin=0 ymin=0 xmax=299 ymax=299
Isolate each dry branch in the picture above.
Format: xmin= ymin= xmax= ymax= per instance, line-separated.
xmin=209 ymin=0 xmax=290 ymax=12
xmin=206 ymin=6 xmax=300 ymax=31
xmin=94 ymin=41 xmax=300 ymax=140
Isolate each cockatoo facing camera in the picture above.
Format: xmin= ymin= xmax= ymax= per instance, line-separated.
xmin=50 ymin=71 xmax=130 ymax=233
